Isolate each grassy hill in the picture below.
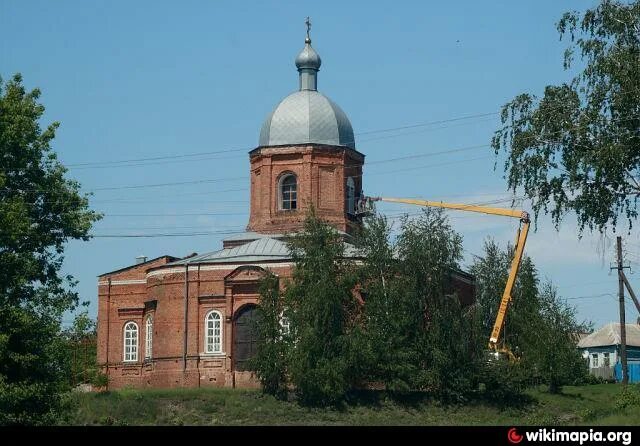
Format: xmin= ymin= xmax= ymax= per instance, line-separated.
xmin=64 ymin=384 xmax=640 ymax=426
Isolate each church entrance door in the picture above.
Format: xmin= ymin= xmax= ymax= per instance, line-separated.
xmin=233 ymin=305 xmax=259 ymax=372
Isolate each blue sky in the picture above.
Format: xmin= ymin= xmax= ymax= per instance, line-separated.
xmin=3 ymin=0 xmax=639 ymax=328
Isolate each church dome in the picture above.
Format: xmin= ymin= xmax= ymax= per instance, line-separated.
xmin=258 ymin=21 xmax=356 ymax=150
xmin=295 ymin=43 xmax=321 ymax=70
xmin=259 ymin=90 xmax=355 ymax=149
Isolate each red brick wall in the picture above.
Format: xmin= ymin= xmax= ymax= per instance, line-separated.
xmin=98 ymin=261 xmax=292 ymax=390
xmin=247 ymin=144 xmax=364 ymax=235
xmin=97 ymin=256 xmax=177 ymax=367
xmin=98 ymin=257 xmax=476 ymax=390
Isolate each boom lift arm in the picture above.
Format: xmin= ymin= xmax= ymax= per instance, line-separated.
xmin=365 ymin=197 xmax=530 ymax=355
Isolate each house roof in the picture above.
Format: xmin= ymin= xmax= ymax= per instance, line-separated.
xmin=98 ymin=255 xmax=179 ymax=277
xmin=221 ymin=231 xmax=285 ymax=242
xmin=577 ymin=323 xmax=640 ymax=349
xmin=167 ymin=233 xmax=362 ymax=266
xmin=169 ymin=237 xmax=290 ymax=265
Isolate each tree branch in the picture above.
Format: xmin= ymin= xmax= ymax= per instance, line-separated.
xmin=625 ymin=171 xmax=640 ymax=192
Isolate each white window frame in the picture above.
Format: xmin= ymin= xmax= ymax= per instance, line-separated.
xmin=145 ymin=315 xmax=153 ymax=359
xmin=279 ymin=173 xmax=297 ymax=211
xmin=592 ymin=353 xmax=599 ymax=368
xmin=346 ymin=177 xmax=356 ymax=214
xmin=123 ymin=321 xmax=139 ymax=363
xmin=204 ymin=310 xmax=224 ymax=355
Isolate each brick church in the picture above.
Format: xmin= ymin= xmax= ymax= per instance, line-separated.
xmin=96 ymin=26 xmax=475 ymax=390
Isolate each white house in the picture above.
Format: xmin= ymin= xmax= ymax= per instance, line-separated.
xmin=577 ymin=322 xmax=640 ymax=382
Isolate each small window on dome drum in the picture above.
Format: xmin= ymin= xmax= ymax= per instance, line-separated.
xmin=280 ymin=174 xmax=297 ymax=210
xmin=346 ymin=177 xmax=356 ymax=214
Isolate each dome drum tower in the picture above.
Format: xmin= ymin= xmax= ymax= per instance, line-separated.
xmin=247 ymin=23 xmax=364 ymax=235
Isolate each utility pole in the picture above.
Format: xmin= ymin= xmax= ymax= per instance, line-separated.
xmin=616 ymin=236 xmax=629 ymax=385
xmin=621 ymin=271 xmax=640 ymax=314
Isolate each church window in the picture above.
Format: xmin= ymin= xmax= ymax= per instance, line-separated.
xmin=279 ymin=174 xmax=297 ymax=210
xmin=346 ymin=177 xmax=356 ymax=214
xmin=123 ymin=321 xmax=139 ymax=362
xmin=145 ymin=316 xmax=153 ymax=359
xmin=205 ymin=310 xmax=223 ymax=354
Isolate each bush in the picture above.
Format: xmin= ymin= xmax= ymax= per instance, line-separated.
xmin=615 ymin=385 xmax=640 ymax=410
xmin=478 ymin=359 xmax=528 ymax=403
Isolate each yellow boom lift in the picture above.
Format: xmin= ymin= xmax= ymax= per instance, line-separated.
xmin=364 ymin=196 xmax=530 ymax=360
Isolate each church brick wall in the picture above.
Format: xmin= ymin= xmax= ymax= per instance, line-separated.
xmin=247 ymin=144 xmax=364 ymax=235
xmin=98 ymin=261 xmax=292 ymax=390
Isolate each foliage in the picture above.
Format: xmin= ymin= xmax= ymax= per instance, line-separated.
xmin=63 ymin=384 xmax=635 ymax=426
xmin=492 ymin=0 xmax=640 ymax=233
xmin=470 ymin=239 xmax=589 ymax=393
xmin=63 ymin=310 xmax=96 ymax=342
xmin=468 ymin=239 xmax=539 ymax=352
xmin=251 ymin=272 xmax=289 ymax=399
xmin=254 ymin=210 xmax=588 ymax=403
xmin=282 ymin=208 xmax=361 ymax=406
xmin=62 ymin=311 xmax=100 ymax=388
xmin=478 ymin=359 xmax=529 ymax=403
xmin=522 ymin=283 xmax=590 ymax=393
xmin=355 ymin=209 xmax=482 ymax=400
xmin=615 ymin=383 xmax=640 ymax=409
xmin=0 ymin=74 xmax=100 ymax=425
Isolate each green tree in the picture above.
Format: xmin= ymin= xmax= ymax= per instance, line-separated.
xmin=492 ymin=0 xmax=640 ymax=233
xmin=356 ymin=209 xmax=482 ymax=400
xmin=281 ymin=208 xmax=360 ymax=406
xmin=0 ymin=74 xmax=100 ymax=424
xmin=524 ymin=283 xmax=589 ymax=393
xmin=471 ymin=239 xmax=588 ymax=393
xmin=470 ymin=239 xmax=540 ymax=356
xmin=62 ymin=310 xmax=99 ymax=387
xmin=252 ymin=272 xmax=289 ymax=399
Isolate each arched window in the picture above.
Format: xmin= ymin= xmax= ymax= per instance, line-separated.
xmin=346 ymin=177 xmax=356 ymax=214
xmin=279 ymin=174 xmax=297 ymax=210
xmin=145 ymin=316 xmax=153 ymax=359
xmin=123 ymin=321 xmax=138 ymax=362
xmin=205 ymin=310 xmax=223 ymax=354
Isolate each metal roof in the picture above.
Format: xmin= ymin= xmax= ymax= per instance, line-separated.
xmin=169 ymin=237 xmax=289 ymax=265
xmin=258 ymin=31 xmax=355 ymax=150
xmin=98 ymin=255 xmax=179 ymax=277
xmin=259 ymin=90 xmax=355 ymax=150
xmin=168 ymin=234 xmax=362 ymax=266
xmin=221 ymin=231 xmax=285 ymax=242
xmin=295 ymin=41 xmax=321 ymax=71
xmin=578 ymin=323 xmax=640 ymax=348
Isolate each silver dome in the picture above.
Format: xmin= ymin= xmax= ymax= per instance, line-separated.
xmin=258 ymin=26 xmax=356 ymax=150
xmin=295 ymin=43 xmax=321 ymax=70
xmin=259 ymin=90 xmax=355 ymax=149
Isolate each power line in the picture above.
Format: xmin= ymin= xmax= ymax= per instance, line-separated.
xmin=56 ymin=106 xmax=640 ymax=169
xmin=1 ymin=196 xmax=526 ymax=238
xmin=104 ymin=211 xmax=247 ymax=217
xmin=366 ymin=144 xmax=489 ymax=166
xmin=92 ymin=176 xmax=247 ymax=192
xmin=356 ymin=112 xmax=499 ymax=136
xmin=565 ymin=293 xmax=616 ymax=300
xmin=91 ymin=229 xmax=244 ymax=238
xmin=5 ymin=120 xmax=638 ymax=196
xmin=65 ymin=147 xmax=248 ymax=168
xmin=2 ymin=144 xmax=494 ymax=198
xmin=61 ymin=111 xmax=500 ymax=169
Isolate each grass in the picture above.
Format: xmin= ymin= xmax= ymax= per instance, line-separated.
xmin=64 ymin=383 xmax=640 ymax=426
